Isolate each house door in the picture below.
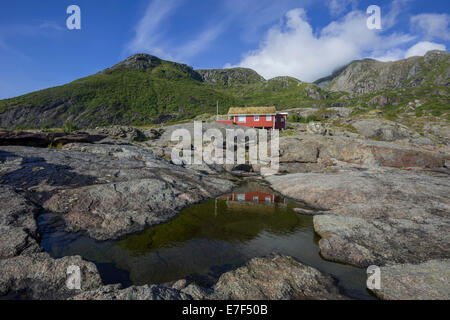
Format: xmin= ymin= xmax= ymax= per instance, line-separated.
xmin=276 ymin=117 xmax=285 ymax=129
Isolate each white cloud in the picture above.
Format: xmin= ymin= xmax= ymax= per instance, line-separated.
xmin=410 ymin=13 xmax=450 ymax=41
xmin=382 ymin=0 xmax=412 ymax=30
xmin=38 ymin=21 xmax=64 ymax=31
xmin=176 ymin=23 xmax=226 ymax=59
xmin=127 ymin=0 xmax=225 ymax=61
xmin=231 ymin=8 xmax=415 ymax=82
xmin=327 ymin=0 xmax=358 ymax=17
xmin=222 ymin=0 xmax=313 ymax=43
xmin=373 ymin=48 xmax=406 ymax=62
xmin=126 ymin=0 xmax=315 ymax=61
xmin=127 ymin=0 xmax=182 ymax=59
xmin=405 ymin=41 xmax=446 ymax=58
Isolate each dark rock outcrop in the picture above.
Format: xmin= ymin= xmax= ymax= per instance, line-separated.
xmin=0 ymin=131 xmax=107 ymax=148
xmin=88 ymin=126 xmax=147 ymax=142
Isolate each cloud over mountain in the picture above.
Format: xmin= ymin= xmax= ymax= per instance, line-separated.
xmin=231 ymin=6 xmax=448 ymax=82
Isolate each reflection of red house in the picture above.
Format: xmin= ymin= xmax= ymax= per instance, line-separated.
xmin=221 ymin=191 xmax=275 ymax=204
xmin=216 ymin=107 xmax=288 ymax=130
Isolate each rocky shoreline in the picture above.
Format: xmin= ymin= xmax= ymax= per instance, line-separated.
xmin=1 ymin=122 xmax=449 ymax=300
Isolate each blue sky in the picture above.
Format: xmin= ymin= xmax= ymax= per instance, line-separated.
xmin=0 ymin=0 xmax=449 ymax=99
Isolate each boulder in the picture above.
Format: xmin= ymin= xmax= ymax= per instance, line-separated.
xmin=168 ymin=279 xmax=214 ymax=300
xmin=278 ymin=134 xmax=448 ymax=169
xmin=306 ymin=122 xmax=328 ymax=135
xmin=266 ymin=169 xmax=450 ymax=267
xmin=0 ymin=185 xmax=41 ymax=259
xmin=0 ymin=253 xmax=103 ymax=300
xmin=213 ymin=253 xmax=346 ymax=300
xmin=314 ymin=215 xmax=449 ymax=267
xmin=90 ymin=125 xmax=147 ymax=142
xmin=267 ymin=169 xmax=449 ymax=219
xmin=0 ymin=145 xmax=234 ymax=241
xmin=352 ymin=119 xmax=418 ymax=141
xmin=44 ymin=174 xmax=233 ymax=240
xmin=71 ymin=284 xmax=192 ymax=300
xmin=320 ymin=136 xmax=447 ymax=169
xmin=370 ymin=259 xmax=450 ymax=300
xmin=279 ymin=137 xmax=319 ymax=163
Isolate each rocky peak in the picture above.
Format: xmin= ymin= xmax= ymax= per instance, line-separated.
xmin=424 ymin=50 xmax=449 ymax=62
xmin=267 ymin=76 xmax=302 ymax=85
xmin=99 ymin=53 xmax=163 ymax=74
xmin=196 ymin=67 xmax=265 ymax=86
xmin=97 ymin=53 xmax=204 ymax=82
xmin=315 ymin=50 xmax=449 ymax=94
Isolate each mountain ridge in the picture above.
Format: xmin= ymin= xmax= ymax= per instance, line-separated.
xmin=0 ymin=51 xmax=448 ymax=129
xmin=315 ymin=50 xmax=450 ymax=94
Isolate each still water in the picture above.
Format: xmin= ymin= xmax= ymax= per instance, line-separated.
xmin=38 ymin=180 xmax=373 ymax=299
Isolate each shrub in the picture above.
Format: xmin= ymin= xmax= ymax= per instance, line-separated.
xmin=63 ymin=121 xmax=80 ymax=133
xmin=288 ymin=113 xmax=321 ymax=123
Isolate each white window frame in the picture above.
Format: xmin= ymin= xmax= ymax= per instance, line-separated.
xmin=253 ymin=196 xmax=259 ymax=202
xmin=266 ymin=115 xmax=272 ymax=121
xmin=265 ymin=196 xmax=272 ymax=204
xmin=254 ymin=115 xmax=259 ymax=121
xmin=237 ymin=194 xmax=245 ymax=201
xmin=238 ymin=116 xmax=246 ymax=123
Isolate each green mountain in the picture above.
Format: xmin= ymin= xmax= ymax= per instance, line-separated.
xmin=0 ymin=54 xmax=339 ymax=129
xmin=312 ymin=51 xmax=450 ymax=120
xmin=197 ymin=69 xmax=336 ymax=109
xmin=0 ymin=51 xmax=448 ymax=129
xmin=0 ymin=54 xmax=239 ymax=128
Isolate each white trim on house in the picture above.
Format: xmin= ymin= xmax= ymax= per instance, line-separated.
xmin=254 ymin=115 xmax=259 ymax=121
xmin=266 ymin=115 xmax=272 ymax=121
xmin=237 ymin=116 xmax=246 ymax=123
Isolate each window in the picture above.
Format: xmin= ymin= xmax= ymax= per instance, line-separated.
xmin=254 ymin=115 xmax=259 ymax=121
xmin=253 ymin=196 xmax=259 ymax=202
xmin=265 ymin=197 xmax=272 ymax=204
xmin=266 ymin=115 xmax=272 ymax=121
xmin=238 ymin=116 xmax=246 ymax=123
xmin=237 ymin=194 xmax=245 ymax=201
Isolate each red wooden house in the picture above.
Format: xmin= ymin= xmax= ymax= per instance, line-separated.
xmin=216 ymin=106 xmax=288 ymax=130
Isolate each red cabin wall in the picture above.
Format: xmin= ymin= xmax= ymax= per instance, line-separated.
xmin=232 ymin=115 xmax=274 ymax=128
xmin=217 ymin=114 xmax=287 ymax=129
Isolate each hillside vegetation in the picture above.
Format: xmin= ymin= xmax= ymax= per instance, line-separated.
xmin=0 ymin=51 xmax=449 ymax=129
